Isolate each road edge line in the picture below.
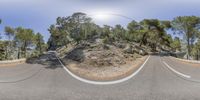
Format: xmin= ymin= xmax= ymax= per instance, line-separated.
xmin=162 ymin=61 xmax=191 ymax=79
xmin=55 ymin=53 xmax=150 ymax=85
xmin=170 ymin=56 xmax=200 ymax=64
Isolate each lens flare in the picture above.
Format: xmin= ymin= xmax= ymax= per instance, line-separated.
xmin=92 ymin=13 xmax=111 ymax=21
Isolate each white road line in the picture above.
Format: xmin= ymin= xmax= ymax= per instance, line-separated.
xmin=170 ymin=56 xmax=200 ymax=64
xmin=54 ymin=51 xmax=150 ymax=85
xmin=162 ymin=61 xmax=191 ymax=79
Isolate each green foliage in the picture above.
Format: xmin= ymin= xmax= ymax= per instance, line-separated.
xmin=5 ymin=26 xmax=15 ymax=39
xmin=48 ymin=12 xmax=177 ymax=52
xmin=127 ymin=20 xmax=141 ymax=42
xmin=172 ymin=16 xmax=200 ymax=59
xmin=48 ymin=12 xmax=100 ymax=49
xmin=191 ymin=40 xmax=200 ymax=60
xmin=102 ymin=36 xmax=109 ymax=44
xmin=170 ymin=37 xmax=181 ymax=52
xmin=34 ymin=33 xmax=46 ymax=54
xmin=128 ymin=19 xmax=173 ymax=51
xmin=0 ymin=41 xmax=6 ymax=60
xmin=0 ymin=25 xmax=46 ymax=60
xmin=112 ymin=24 xmax=126 ymax=41
xmin=0 ymin=19 xmax=1 ymax=39
xmin=4 ymin=26 xmax=15 ymax=59
xmin=15 ymin=27 xmax=35 ymax=57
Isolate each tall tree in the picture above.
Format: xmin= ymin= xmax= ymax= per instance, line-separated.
xmin=139 ymin=19 xmax=159 ymax=47
xmin=172 ymin=16 xmax=200 ymax=59
xmin=15 ymin=27 xmax=35 ymax=57
xmin=48 ymin=12 xmax=96 ymax=50
xmin=101 ymin=25 xmax=114 ymax=43
xmin=68 ymin=12 xmax=92 ymax=43
xmin=0 ymin=41 xmax=7 ymax=60
xmin=127 ymin=20 xmax=141 ymax=42
xmin=191 ymin=39 xmax=200 ymax=60
xmin=4 ymin=26 xmax=15 ymax=59
xmin=112 ymin=24 xmax=126 ymax=41
xmin=139 ymin=19 xmax=168 ymax=51
xmin=0 ymin=19 xmax=1 ymax=39
xmin=34 ymin=33 xmax=45 ymax=54
xmin=5 ymin=26 xmax=15 ymax=41
xmin=170 ymin=37 xmax=181 ymax=52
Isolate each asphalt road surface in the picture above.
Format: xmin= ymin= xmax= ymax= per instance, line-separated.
xmin=0 ymin=54 xmax=200 ymax=100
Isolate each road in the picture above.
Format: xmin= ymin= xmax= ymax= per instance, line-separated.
xmin=0 ymin=54 xmax=200 ymax=100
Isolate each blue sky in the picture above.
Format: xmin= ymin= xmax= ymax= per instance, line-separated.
xmin=1 ymin=0 xmax=200 ymax=42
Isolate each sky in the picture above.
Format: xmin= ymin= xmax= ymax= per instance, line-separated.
xmin=1 ymin=0 xmax=200 ymax=42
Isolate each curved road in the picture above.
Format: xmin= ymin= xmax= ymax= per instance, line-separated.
xmin=0 ymin=54 xmax=200 ymax=100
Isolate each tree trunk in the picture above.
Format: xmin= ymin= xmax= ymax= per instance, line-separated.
xmin=5 ymin=46 xmax=8 ymax=59
xmin=17 ymin=47 xmax=20 ymax=59
xmin=139 ymin=32 xmax=147 ymax=47
xmin=39 ymin=41 xmax=42 ymax=54
xmin=197 ymin=49 xmax=199 ymax=60
xmin=187 ymin=33 xmax=190 ymax=59
xmin=24 ymin=41 xmax=27 ymax=58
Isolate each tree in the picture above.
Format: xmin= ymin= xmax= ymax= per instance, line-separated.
xmin=15 ymin=27 xmax=35 ymax=57
xmin=139 ymin=19 xmax=169 ymax=51
xmin=0 ymin=41 xmax=7 ymax=60
xmin=4 ymin=26 xmax=15 ymax=59
xmin=5 ymin=26 xmax=15 ymax=41
xmin=68 ymin=12 xmax=92 ymax=43
xmin=125 ymin=19 xmax=172 ymax=51
xmin=172 ymin=16 xmax=200 ymax=59
xmin=0 ymin=19 xmax=1 ymax=39
xmin=170 ymin=37 xmax=181 ymax=52
xmin=34 ymin=33 xmax=45 ymax=54
xmin=48 ymin=12 xmax=96 ymax=50
xmin=191 ymin=39 xmax=200 ymax=60
xmin=101 ymin=25 xmax=113 ymax=43
xmin=112 ymin=24 xmax=126 ymax=41
xmin=127 ymin=20 xmax=141 ymax=42
xmin=139 ymin=19 xmax=159 ymax=47
xmin=48 ymin=24 xmax=66 ymax=49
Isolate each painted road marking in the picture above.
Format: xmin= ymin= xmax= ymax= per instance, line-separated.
xmin=54 ymin=51 xmax=150 ymax=85
xmin=162 ymin=61 xmax=191 ymax=79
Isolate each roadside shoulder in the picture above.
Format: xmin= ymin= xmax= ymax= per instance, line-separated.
xmin=62 ymin=56 xmax=148 ymax=82
xmin=170 ymin=56 xmax=200 ymax=64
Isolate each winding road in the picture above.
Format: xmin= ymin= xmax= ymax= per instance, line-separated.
xmin=0 ymin=53 xmax=200 ymax=100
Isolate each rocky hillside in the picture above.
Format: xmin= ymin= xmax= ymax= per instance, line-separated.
xmin=57 ymin=39 xmax=150 ymax=68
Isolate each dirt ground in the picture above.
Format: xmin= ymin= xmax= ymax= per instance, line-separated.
xmin=60 ymin=41 xmax=148 ymax=81
xmin=63 ymin=55 xmax=147 ymax=81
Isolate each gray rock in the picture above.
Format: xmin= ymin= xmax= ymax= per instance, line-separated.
xmin=115 ymin=42 xmax=126 ymax=49
xmin=123 ymin=44 xmax=134 ymax=54
xmin=103 ymin=44 xmax=110 ymax=50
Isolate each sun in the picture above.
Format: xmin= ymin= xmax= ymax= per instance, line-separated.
xmin=89 ymin=11 xmax=112 ymax=21
xmin=92 ymin=13 xmax=111 ymax=21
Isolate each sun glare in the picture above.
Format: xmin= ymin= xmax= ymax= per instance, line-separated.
xmin=92 ymin=13 xmax=111 ymax=21
xmin=90 ymin=11 xmax=112 ymax=21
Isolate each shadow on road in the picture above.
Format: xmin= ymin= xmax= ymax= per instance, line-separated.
xmin=26 ymin=53 xmax=62 ymax=70
xmin=25 ymin=47 xmax=85 ymax=70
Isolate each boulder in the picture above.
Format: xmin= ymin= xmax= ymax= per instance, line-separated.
xmin=123 ymin=44 xmax=134 ymax=54
xmin=139 ymin=50 xmax=147 ymax=56
xmin=132 ymin=45 xmax=147 ymax=55
xmin=65 ymin=48 xmax=85 ymax=62
xmin=115 ymin=42 xmax=126 ymax=49
xmin=103 ymin=44 xmax=110 ymax=50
